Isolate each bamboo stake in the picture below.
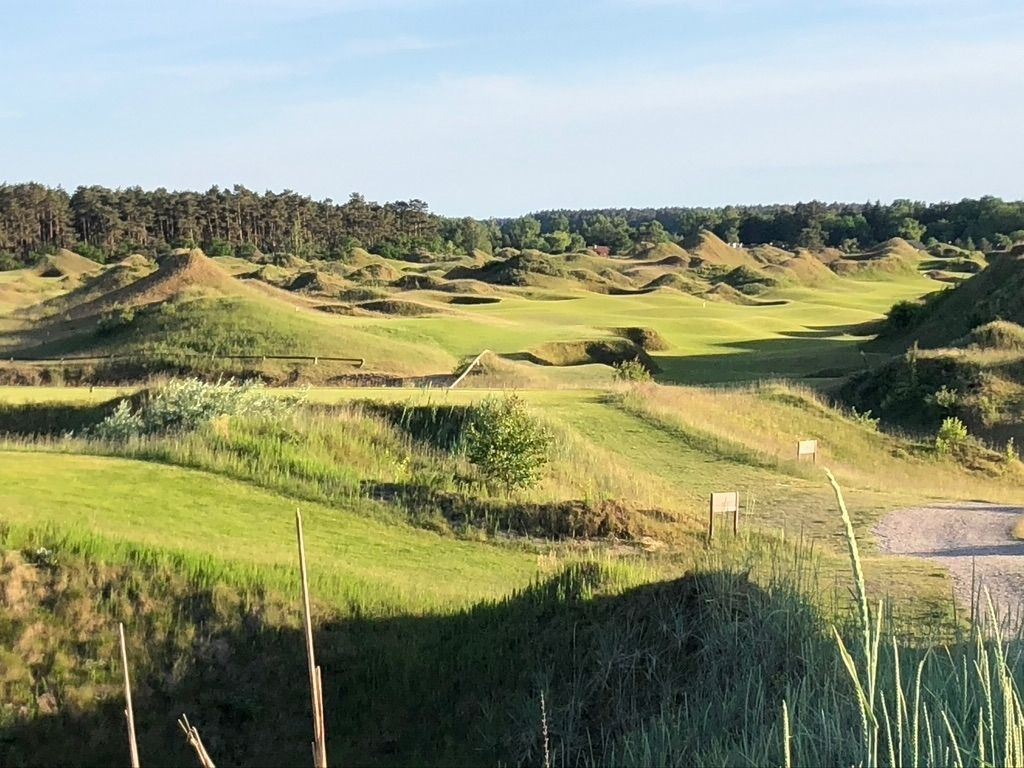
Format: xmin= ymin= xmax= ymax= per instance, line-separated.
xmin=118 ymin=622 xmax=141 ymax=768
xmin=449 ymin=349 xmax=491 ymax=389
xmin=178 ymin=714 xmax=216 ymax=768
xmin=296 ymin=510 xmax=328 ymax=768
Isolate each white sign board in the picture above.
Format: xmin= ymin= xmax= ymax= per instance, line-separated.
xmin=710 ymin=491 xmax=739 ymax=514
xmin=708 ymin=491 xmax=740 ymax=539
xmin=797 ymin=439 xmax=818 ymax=462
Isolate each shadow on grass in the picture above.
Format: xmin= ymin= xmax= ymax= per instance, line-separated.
xmin=0 ymin=559 xmax=821 ymax=768
xmin=653 ymin=335 xmax=886 ymax=385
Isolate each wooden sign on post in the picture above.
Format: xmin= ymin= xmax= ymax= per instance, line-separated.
xmin=797 ymin=439 xmax=818 ymax=463
xmin=708 ymin=491 xmax=740 ymax=541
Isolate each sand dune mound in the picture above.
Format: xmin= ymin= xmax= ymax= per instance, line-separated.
xmin=287 ymin=270 xmax=348 ymax=295
xmin=880 ymin=252 xmax=1024 ymax=349
xmin=689 ymin=231 xmax=758 ymax=269
xmin=348 ymin=262 xmax=400 ymax=285
xmin=702 ymin=283 xmax=778 ymax=305
xmin=434 ymin=279 xmax=496 ymax=295
xmin=831 ymin=238 xmax=922 ymax=276
xmin=357 ymin=299 xmax=442 ymax=316
xmin=763 ymin=250 xmax=836 ymax=286
xmin=643 ymin=273 xmax=706 ymax=293
xmin=64 ymin=248 xmax=241 ymax=319
xmin=393 ymin=273 xmax=445 ymax=290
xmin=119 ymin=253 xmax=152 ymax=269
xmin=631 ymin=241 xmax=691 ymax=262
xmin=34 ymin=249 xmax=102 ymax=278
xmin=748 ymin=244 xmax=793 ymax=266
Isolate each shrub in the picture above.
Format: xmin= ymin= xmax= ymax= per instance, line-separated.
xmin=1006 ymin=437 xmax=1019 ymax=463
xmin=927 ymin=384 xmax=959 ymax=411
xmin=848 ymin=407 xmax=879 ymax=432
xmin=91 ymin=399 xmax=144 ymax=441
xmin=935 ymin=416 xmax=969 ymax=455
xmin=614 ymin=358 xmax=652 ymax=383
xmin=95 ymin=306 xmax=136 ymax=336
xmin=463 ymin=394 xmax=552 ymax=492
xmin=91 ymin=378 xmax=297 ymax=440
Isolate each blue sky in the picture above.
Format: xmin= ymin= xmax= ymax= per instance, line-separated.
xmin=2 ymin=0 xmax=1022 ymax=216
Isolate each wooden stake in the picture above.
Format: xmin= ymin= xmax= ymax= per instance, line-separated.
xmin=733 ymin=500 xmax=739 ymax=535
xmin=178 ymin=714 xmax=216 ymax=768
xmin=707 ymin=497 xmax=715 ymax=543
xmin=296 ymin=510 xmax=328 ymax=768
xmin=449 ymin=349 xmax=491 ymax=390
xmin=118 ymin=622 xmax=141 ymax=768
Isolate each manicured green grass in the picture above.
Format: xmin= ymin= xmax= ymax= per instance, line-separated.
xmin=0 ymin=450 xmax=542 ymax=611
xmin=320 ymin=273 xmax=941 ymax=383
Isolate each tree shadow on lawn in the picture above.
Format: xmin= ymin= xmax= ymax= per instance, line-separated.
xmin=361 ymin=480 xmax=677 ymax=540
xmin=0 ymin=564 xmax=815 ymax=768
xmin=653 ymin=335 xmax=881 ymax=385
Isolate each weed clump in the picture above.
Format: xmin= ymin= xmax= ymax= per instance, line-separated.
xmin=91 ymin=378 xmax=297 ymax=440
xmin=935 ymin=415 xmax=969 ymax=456
xmin=614 ymin=358 xmax=652 ymax=383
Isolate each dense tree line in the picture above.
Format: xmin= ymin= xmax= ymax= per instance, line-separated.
xmin=2 ymin=182 xmax=1023 ymax=268
xmin=0 ymin=183 xmax=442 ymax=267
xmin=523 ymin=198 xmax=1024 ymax=254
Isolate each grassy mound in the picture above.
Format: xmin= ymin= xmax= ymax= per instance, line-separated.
xmin=630 ymin=241 xmax=690 ymax=262
xmin=688 ymin=230 xmax=758 ymax=269
xmin=643 ymin=272 xmax=706 ymax=293
xmin=878 ymin=252 xmax=1024 ymax=349
xmin=446 ymin=251 xmax=567 ymax=287
xmin=714 ymin=265 xmax=780 ymax=295
xmin=347 ymin=262 xmax=400 ymax=285
xmin=287 ymin=270 xmax=348 ymax=296
xmin=357 ymin=299 xmax=441 ymax=316
xmin=612 ymin=326 xmax=670 ymax=351
xmin=392 ymin=273 xmax=445 ymax=290
xmin=830 ymin=238 xmax=922 ymax=278
xmin=954 ymin=320 xmax=1024 ymax=351
xmin=59 ymin=249 xmax=243 ymax=320
xmin=525 ymin=338 xmax=658 ymax=371
xmin=765 ymin=250 xmax=837 ymax=286
xmin=33 ymin=248 xmax=101 ymax=278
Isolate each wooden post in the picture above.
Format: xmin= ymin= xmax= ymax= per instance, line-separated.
xmin=733 ymin=502 xmax=739 ymax=535
xmin=707 ymin=496 xmax=715 ymax=542
xmin=296 ymin=510 xmax=327 ymax=768
xmin=118 ymin=622 xmax=141 ymax=768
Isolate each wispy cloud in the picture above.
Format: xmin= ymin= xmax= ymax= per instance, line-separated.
xmin=341 ymin=35 xmax=446 ymax=58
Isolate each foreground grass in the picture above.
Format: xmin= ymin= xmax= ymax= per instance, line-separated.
xmin=0 ymin=450 xmax=544 ymax=612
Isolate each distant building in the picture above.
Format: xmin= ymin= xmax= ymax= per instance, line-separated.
xmin=592 ymin=245 xmax=611 ymax=256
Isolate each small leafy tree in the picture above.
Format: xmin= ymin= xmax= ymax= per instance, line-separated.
xmin=463 ymin=394 xmax=552 ymax=493
xmin=935 ymin=416 xmax=969 ymax=456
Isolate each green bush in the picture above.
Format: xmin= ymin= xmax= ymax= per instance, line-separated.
xmin=935 ymin=416 xmax=969 ymax=455
xmin=886 ymin=299 xmax=926 ymax=330
xmin=464 ymin=394 xmax=552 ymax=492
xmin=614 ymin=358 xmax=652 ymax=383
xmin=95 ymin=306 xmax=136 ymax=336
xmin=91 ymin=378 xmax=297 ymax=440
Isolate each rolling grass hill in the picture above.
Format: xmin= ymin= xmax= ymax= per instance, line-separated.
xmin=1 ymin=372 xmax=1021 ymax=764
xmin=0 ymin=235 xmax=952 ymax=387
xmin=840 ymin=248 xmax=1024 ymax=439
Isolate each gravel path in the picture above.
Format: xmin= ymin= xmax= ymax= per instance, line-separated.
xmin=874 ymin=503 xmax=1024 ymax=633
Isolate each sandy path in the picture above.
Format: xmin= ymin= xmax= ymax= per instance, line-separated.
xmin=874 ymin=503 xmax=1024 ymax=632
